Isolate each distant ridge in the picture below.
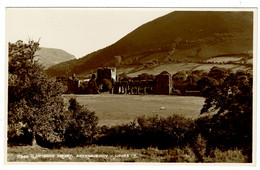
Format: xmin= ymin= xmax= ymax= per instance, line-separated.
xmin=46 ymin=11 xmax=253 ymax=77
xmin=35 ymin=47 xmax=76 ymax=69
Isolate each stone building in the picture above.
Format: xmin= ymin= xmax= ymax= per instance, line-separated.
xmin=113 ymin=71 xmax=172 ymax=95
xmin=86 ymin=74 xmax=99 ymax=94
xmin=97 ymin=67 xmax=117 ymax=83
xmin=96 ymin=67 xmax=117 ymax=93
xmin=114 ymin=80 xmax=154 ymax=95
xmin=67 ymin=68 xmax=175 ymax=95
xmin=67 ymin=74 xmax=80 ymax=94
xmin=153 ymin=71 xmax=172 ymax=95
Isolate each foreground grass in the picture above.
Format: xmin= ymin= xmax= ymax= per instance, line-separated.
xmin=7 ymin=145 xmax=248 ymax=163
xmin=8 ymin=145 xmax=171 ymax=162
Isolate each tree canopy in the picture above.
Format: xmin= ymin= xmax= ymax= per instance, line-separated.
xmin=197 ymin=67 xmax=253 ymax=161
xmin=198 ymin=67 xmax=252 ymax=115
xmin=8 ymin=40 xmax=64 ymax=145
xmin=8 ymin=40 xmax=99 ymax=148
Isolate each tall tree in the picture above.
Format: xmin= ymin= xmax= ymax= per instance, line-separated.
xmin=8 ymin=40 xmax=64 ymax=146
xmin=197 ymin=67 xmax=253 ymax=161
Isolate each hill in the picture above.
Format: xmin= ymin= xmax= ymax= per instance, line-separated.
xmin=35 ymin=47 xmax=76 ymax=69
xmin=46 ymin=11 xmax=253 ymax=77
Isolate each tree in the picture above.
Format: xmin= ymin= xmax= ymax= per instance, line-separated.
xmin=134 ymin=73 xmax=155 ymax=81
xmin=114 ymin=55 xmax=122 ymax=66
xmin=118 ymin=72 xmax=130 ymax=81
xmin=65 ymin=98 xmax=99 ymax=147
xmin=197 ymin=67 xmax=253 ymax=162
xmin=8 ymin=40 xmax=65 ymax=146
xmin=100 ymin=78 xmax=113 ymax=92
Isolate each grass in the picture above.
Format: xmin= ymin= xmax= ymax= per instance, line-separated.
xmin=7 ymin=145 xmax=182 ymax=162
xmin=8 ymin=145 xmax=142 ymax=162
xmin=7 ymin=145 xmax=248 ymax=163
xmin=206 ymin=56 xmax=243 ymax=62
xmin=125 ymin=62 xmax=252 ymax=78
xmin=127 ymin=63 xmax=199 ymax=77
xmin=62 ymin=94 xmax=205 ymax=126
xmin=193 ymin=64 xmax=251 ymax=72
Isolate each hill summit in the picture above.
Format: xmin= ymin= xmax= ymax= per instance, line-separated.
xmin=35 ymin=47 xmax=75 ymax=69
xmin=46 ymin=11 xmax=253 ymax=77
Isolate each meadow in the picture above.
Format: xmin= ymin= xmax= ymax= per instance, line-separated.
xmin=206 ymin=56 xmax=242 ymax=63
xmin=62 ymin=94 xmax=205 ymax=126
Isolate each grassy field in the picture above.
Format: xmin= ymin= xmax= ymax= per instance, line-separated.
xmin=206 ymin=56 xmax=242 ymax=63
xmin=193 ymin=64 xmax=250 ymax=72
xmin=127 ymin=63 xmax=199 ymax=77
xmin=125 ymin=62 xmax=252 ymax=78
xmin=62 ymin=94 xmax=205 ymax=126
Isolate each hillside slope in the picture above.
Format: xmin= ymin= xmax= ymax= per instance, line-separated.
xmin=35 ymin=47 xmax=75 ymax=69
xmin=46 ymin=11 xmax=253 ymax=77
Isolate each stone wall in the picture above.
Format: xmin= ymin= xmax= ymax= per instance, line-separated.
xmin=153 ymin=73 xmax=172 ymax=95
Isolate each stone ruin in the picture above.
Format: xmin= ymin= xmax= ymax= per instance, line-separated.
xmin=113 ymin=71 xmax=172 ymax=95
xmin=67 ymin=74 xmax=80 ymax=94
xmin=67 ymin=68 xmax=174 ymax=95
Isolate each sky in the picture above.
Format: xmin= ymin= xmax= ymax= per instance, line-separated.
xmin=6 ymin=8 xmax=174 ymax=59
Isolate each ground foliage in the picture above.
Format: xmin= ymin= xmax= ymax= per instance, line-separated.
xmin=97 ymin=114 xmax=196 ymax=149
xmin=64 ymin=98 xmax=99 ymax=147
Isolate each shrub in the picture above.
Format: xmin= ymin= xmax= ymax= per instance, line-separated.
xmin=162 ymin=146 xmax=248 ymax=163
xmin=137 ymin=115 xmax=197 ymax=148
xmin=100 ymin=79 xmax=112 ymax=92
xmin=196 ymin=113 xmax=252 ymax=162
xmin=203 ymin=148 xmax=248 ymax=163
xmin=64 ymin=98 xmax=99 ymax=147
xmin=32 ymin=98 xmax=99 ymax=148
xmin=163 ymin=137 xmax=248 ymax=163
xmin=191 ymin=133 xmax=208 ymax=162
xmin=162 ymin=146 xmax=197 ymax=162
xmin=97 ymin=114 xmax=197 ymax=149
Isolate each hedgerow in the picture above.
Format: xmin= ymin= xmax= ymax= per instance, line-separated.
xmin=96 ymin=114 xmax=197 ymax=149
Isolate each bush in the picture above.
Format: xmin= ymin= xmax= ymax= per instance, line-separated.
xmin=64 ymin=98 xmax=99 ymax=147
xmin=163 ymin=136 xmax=248 ymax=163
xmin=96 ymin=114 xmax=197 ymax=149
xmin=137 ymin=115 xmax=196 ymax=148
xmin=31 ymin=98 xmax=99 ymax=148
xmin=162 ymin=146 xmax=197 ymax=162
xmin=196 ymin=113 xmax=252 ymax=162
xmin=162 ymin=145 xmax=248 ymax=163
xmin=100 ymin=79 xmax=112 ymax=92
xmin=203 ymin=148 xmax=248 ymax=163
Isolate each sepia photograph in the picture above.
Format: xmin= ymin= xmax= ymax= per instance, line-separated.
xmin=5 ymin=7 xmax=255 ymax=164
